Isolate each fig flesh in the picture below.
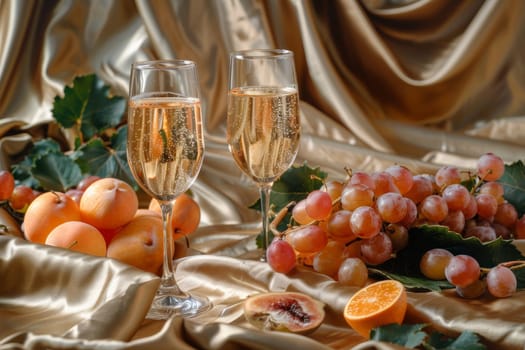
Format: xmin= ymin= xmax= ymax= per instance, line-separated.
xmin=243 ymin=292 xmax=325 ymax=334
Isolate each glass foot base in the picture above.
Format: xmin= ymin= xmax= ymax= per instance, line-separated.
xmin=146 ymin=290 xmax=212 ymax=320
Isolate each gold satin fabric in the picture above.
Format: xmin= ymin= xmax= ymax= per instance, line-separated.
xmin=3 ymin=232 xmax=525 ymax=350
xmin=1 ymin=0 xmax=525 ymax=349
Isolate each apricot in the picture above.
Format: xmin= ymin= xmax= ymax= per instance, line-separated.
xmin=45 ymin=221 xmax=106 ymax=257
xmin=106 ymin=214 xmax=170 ymax=274
xmin=80 ymin=178 xmax=138 ymax=230
xmin=24 ymin=191 xmax=81 ymax=244
xmin=148 ymin=193 xmax=201 ymax=240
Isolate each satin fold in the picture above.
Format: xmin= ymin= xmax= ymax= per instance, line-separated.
xmin=1 ymin=0 xmax=525 ymax=349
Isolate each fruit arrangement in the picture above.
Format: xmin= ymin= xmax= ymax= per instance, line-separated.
xmin=265 ymin=152 xmax=525 ymax=299
xmin=0 ymin=172 xmax=201 ymax=275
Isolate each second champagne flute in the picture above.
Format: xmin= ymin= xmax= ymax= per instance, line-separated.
xmin=226 ymin=49 xmax=301 ymax=260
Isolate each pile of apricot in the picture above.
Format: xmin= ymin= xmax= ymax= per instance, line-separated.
xmin=0 ymin=171 xmax=200 ymax=275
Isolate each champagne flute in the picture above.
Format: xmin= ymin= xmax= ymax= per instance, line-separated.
xmin=226 ymin=49 xmax=301 ymax=260
xmin=127 ymin=59 xmax=210 ymax=319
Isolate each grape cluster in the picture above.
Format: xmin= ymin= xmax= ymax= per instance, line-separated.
xmin=0 ymin=170 xmax=40 ymax=216
xmin=0 ymin=169 xmax=101 ymax=217
xmin=266 ymin=152 xmax=523 ymax=297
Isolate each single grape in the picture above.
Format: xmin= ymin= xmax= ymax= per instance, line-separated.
xmin=324 ymin=180 xmax=344 ymax=201
xmin=486 ymin=265 xmax=517 ymax=298
xmin=371 ymin=171 xmax=399 ymax=196
xmin=440 ymin=210 xmax=465 ymax=234
xmin=9 ymin=185 xmax=39 ymax=212
xmin=349 ymin=171 xmax=375 ymax=190
xmin=442 ymin=184 xmax=470 ymax=211
xmin=492 ymin=223 xmax=511 ymax=239
xmin=305 ymin=190 xmax=333 ymax=221
xmin=292 ymin=200 xmax=314 ymax=225
xmin=337 ymin=257 xmax=368 ymax=287
xmin=435 ymin=166 xmax=462 ymax=188
xmin=342 ymin=240 xmax=364 ymax=260
xmin=464 ymin=225 xmax=497 ymax=242
xmin=385 ymin=165 xmax=414 ymax=195
xmin=479 ymin=181 xmax=505 ymax=204
xmin=0 ymin=170 xmax=15 ymax=201
xmin=462 ymin=194 xmax=478 ymax=220
xmin=376 ymin=192 xmax=407 ymax=224
xmin=421 ymin=173 xmax=441 ymax=193
xmin=445 ymin=254 xmax=480 ymax=288
xmin=266 ymin=239 xmax=296 ymax=274
xmin=385 ymin=223 xmax=409 ymax=251
xmin=419 ymin=194 xmax=448 ymax=223
xmin=494 ymin=202 xmax=518 ymax=228
xmin=475 ymin=193 xmax=498 ymax=220
xmin=399 ymin=197 xmax=417 ymax=227
xmin=65 ymin=189 xmax=84 ymax=205
xmin=350 ymin=206 xmax=382 ymax=239
xmin=404 ymin=174 xmax=433 ymax=204
xmin=420 ymin=248 xmax=453 ymax=280
xmin=456 ymin=279 xmax=487 ymax=299
xmin=312 ymin=241 xmax=345 ymax=277
xmin=360 ymin=231 xmax=393 ymax=265
xmin=326 ymin=209 xmax=356 ymax=240
xmin=76 ymin=175 xmax=101 ymax=191
xmin=477 ymin=152 xmax=505 ymax=182
xmin=340 ymin=184 xmax=374 ymax=211
xmin=286 ymin=224 xmax=328 ymax=254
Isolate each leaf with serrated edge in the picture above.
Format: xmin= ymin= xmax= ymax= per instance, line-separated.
xmin=72 ymin=134 xmax=136 ymax=188
xmin=52 ymin=74 xmax=126 ymax=140
xmin=368 ymin=268 xmax=452 ymax=292
xmin=427 ymin=330 xmax=486 ymax=350
xmin=32 ymin=153 xmax=83 ymax=192
xmin=251 ymin=162 xmax=327 ymax=212
xmin=371 ymin=323 xmax=427 ymax=348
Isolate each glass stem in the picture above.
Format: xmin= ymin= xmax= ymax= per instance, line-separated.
xmin=259 ymin=184 xmax=272 ymax=261
xmin=159 ymin=200 xmax=180 ymax=292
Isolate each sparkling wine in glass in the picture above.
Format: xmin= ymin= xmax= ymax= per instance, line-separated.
xmin=127 ymin=59 xmax=210 ymax=319
xmin=226 ymin=49 xmax=301 ymax=260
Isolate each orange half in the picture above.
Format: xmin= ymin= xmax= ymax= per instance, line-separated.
xmin=343 ymin=280 xmax=407 ymax=338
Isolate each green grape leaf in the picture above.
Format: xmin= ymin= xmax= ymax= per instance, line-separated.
xmin=368 ymin=268 xmax=452 ymax=292
xmin=370 ymin=323 xmax=427 ymax=348
xmin=72 ymin=126 xmax=136 ymax=188
xmin=11 ymin=139 xmax=65 ymax=189
xmin=52 ymin=74 xmax=126 ymax=139
xmin=498 ymin=160 xmax=525 ymax=216
xmin=371 ymin=324 xmax=487 ymax=350
xmin=31 ymin=153 xmax=83 ymax=192
xmin=426 ymin=330 xmax=486 ymax=350
xmin=251 ymin=162 xmax=327 ymax=212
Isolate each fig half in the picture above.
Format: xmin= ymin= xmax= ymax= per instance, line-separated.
xmin=243 ymin=292 xmax=325 ymax=334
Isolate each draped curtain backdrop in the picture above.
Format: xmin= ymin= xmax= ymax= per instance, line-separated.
xmin=1 ymin=1 xmax=525 ymax=349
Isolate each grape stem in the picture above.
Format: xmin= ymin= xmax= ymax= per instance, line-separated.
xmin=479 ymin=261 xmax=525 ymax=274
xmin=270 ymin=201 xmax=296 ymax=238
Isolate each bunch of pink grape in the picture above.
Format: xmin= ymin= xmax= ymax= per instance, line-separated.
xmin=266 ymin=152 xmax=524 ymax=295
